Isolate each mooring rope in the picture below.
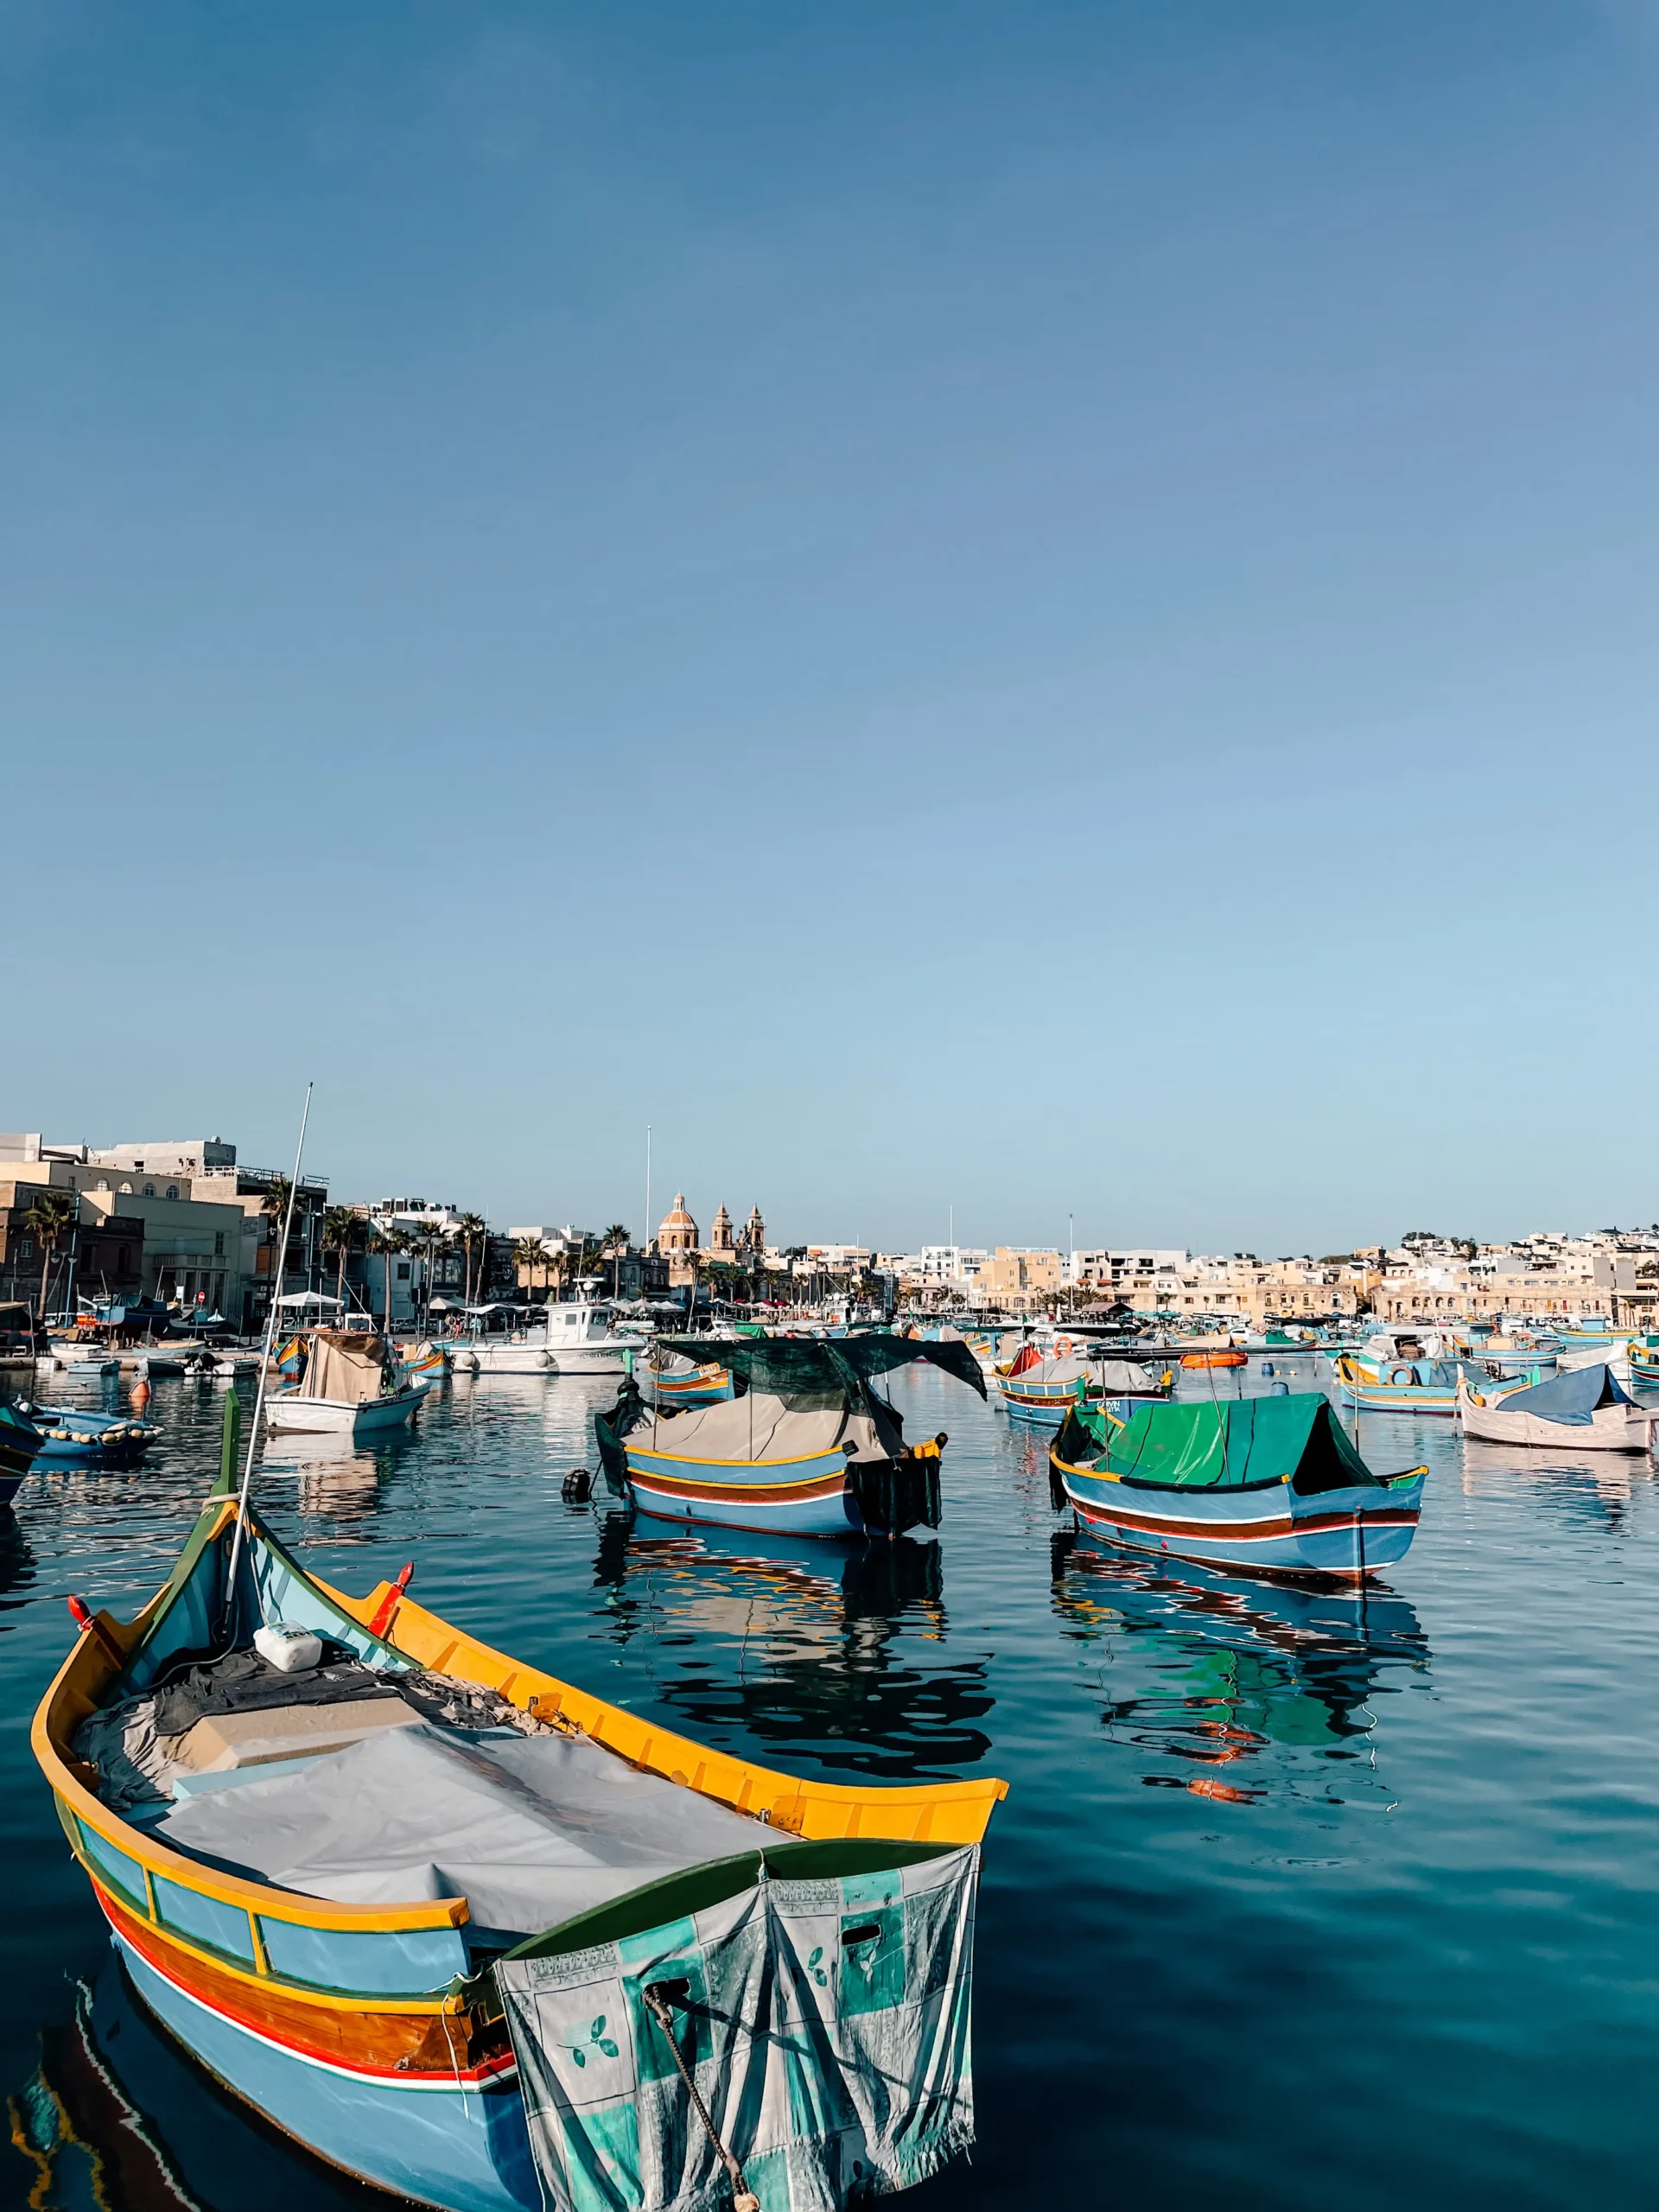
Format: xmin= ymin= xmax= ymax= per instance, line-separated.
xmin=642 ymin=1982 xmax=759 ymax=2212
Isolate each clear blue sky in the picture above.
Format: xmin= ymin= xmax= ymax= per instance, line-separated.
xmin=5 ymin=1 xmax=1656 ymax=1255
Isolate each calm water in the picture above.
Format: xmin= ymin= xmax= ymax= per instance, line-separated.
xmin=5 ymin=1357 xmax=1659 ymax=2209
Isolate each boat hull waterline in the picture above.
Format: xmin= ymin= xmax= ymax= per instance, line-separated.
xmin=1060 ymin=1470 xmax=1427 ymax=1577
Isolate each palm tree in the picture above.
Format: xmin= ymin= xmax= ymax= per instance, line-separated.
xmin=420 ymin=1222 xmax=453 ymax=1320
xmin=600 ymin=1224 xmax=631 ymax=1301
xmin=22 ymin=1190 xmax=76 ymax=1323
xmin=512 ymin=1236 xmax=548 ymax=1300
xmin=321 ymin=1206 xmax=359 ymax=1309
xmin=366 ymin=1224 xmax=407 ymax=1336
xmin=262 ymin=1174 xmax=298 ymax=1292
xmin=456 ymin=1213 xmax=487 ymax=1306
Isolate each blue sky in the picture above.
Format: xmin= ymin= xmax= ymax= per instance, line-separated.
xmin=4 ymin=1 xmax=1657 ymax=1255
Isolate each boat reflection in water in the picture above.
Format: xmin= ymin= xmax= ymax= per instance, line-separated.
xmin=594 ymin=1515 xmax=994 ymax=1780
xmin=9 ymin=1951 xmax=381 ymax=2212
xmin=1458 ymin=1437 xmax=1654 ymax=1531
xmin=1050 ymin=1531 xmax=1429 ymax=1804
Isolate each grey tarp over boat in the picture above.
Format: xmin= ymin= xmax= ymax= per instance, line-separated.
xmin=659 ymin=1334 xmax=988 ymax=1402
xmin=638 ymin=1390 xmax=903 ymax=1465
xmin=300 ymin=1331 xmax=391 ymax=1404
xmin=1492 ymin=1362 xmax=1633 ymax=1425
xmin=154 ymin=1721 xmax=772 ymax=1937
xmin=499 ymin=1844 xmax=978 ymax=2212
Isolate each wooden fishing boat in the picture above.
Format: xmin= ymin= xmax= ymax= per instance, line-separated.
xmin=1624 ymin=1336 xmax=1659 ymax=1386
xmin=17 ymin=1400 xmax=160 ymax=1467
xmin=1330 ymin=1351 xmax=1462 ymax=1416
xmin=263 ymin=1330 xmax=426 ymax=1439
xmin=1179 ymin=1347 xmax=1248 ymax=1370
xmin=35 ymin=1444 xmax=1004 ymax=2212
xmin=597 ymin=1334 xmax=986 ymax=1538
xmin=1456 ymin=1364 xmax=1657 ymax=1452
xmin=0 ymin=1399 xmax=41 ymax=1502
xmin=650 ymin=1351 xmax=735 ymax=1409
xmin=1051 ymin=1393 xmax=1427 ymax=1578
xmin=995 ymin=1344 xmax=1170 ymax=1427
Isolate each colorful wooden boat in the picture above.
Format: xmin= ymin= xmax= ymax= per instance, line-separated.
xmin=1051 ymin=1393 xmax=1427 ymax=1578
xmin=1179 ymin=1347 xmax=1248 ymax=1370
xmin=263 ymin=1330 xmax=427 ymax=1439
xmin=995 ymin=1345 xmax=1170 ymax=1427
xmin=0 ymin=1398 xmax=41 ymax=1502
xmin=34 ymin=1447 xmax=1005 ymax=2212
xmin=650 ymin=1352 xmax=735 ymax=1409
xmin=597 ymin=1334 xmax=987 ymax=1538
xmin=1330 ymin=1352 xmax=1462 ymax=1416
xmin=397 ymin=1338 xmax=452 ymax=1387
xmin=1625 ymin=1336 xmax=1659 ymax=1386
xmin=1456 ymin=1363 xmax=1658 ymax=1452
xmin=18 ymin=1400 xmax=160 ymax=1467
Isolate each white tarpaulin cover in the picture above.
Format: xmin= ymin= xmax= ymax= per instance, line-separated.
xmin=155 ymin=1721 xmax=771 ymax=1933
xmin=642 ymin=1390 xmax=901 ymax=1465
xmin=497 ymin=1844 xmax=978 ymax=2212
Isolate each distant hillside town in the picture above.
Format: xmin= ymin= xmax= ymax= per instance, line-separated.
xmin=1 ymin=1132 xmax=1653 ymax=1332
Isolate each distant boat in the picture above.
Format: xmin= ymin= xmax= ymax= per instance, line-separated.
xmin=996 ymin=1345 xmax=1169 ymax=1427
xmin=597 ymin=1333 xmax=987 ymax=1538
xmin=1331 ymin=1352 xmax=1462 ymax=1416
xmin=537 ymin=1300 xmax=640 ymax=1376
xmin=1052 ymin=1392 xmax=1427 ymax=1578
xmin=1456 ymin=1364 xmax=1657 ymax=1452
xmin=21 ymin=1402 xmax=161 ymax=1467
xmin=397 ymin=1338 xmax=452 ymax=1387
xmin=650 ymin=1351 xmax=735 ymax=1408
xmin=264 ymin=1330 xmax=426 ymax=1439
xmin=1179 ymin=1347 xmax=1248 ymax=1370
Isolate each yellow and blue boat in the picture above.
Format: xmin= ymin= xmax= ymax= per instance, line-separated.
xmin=1331 ymin=1351 xmax=1465 ymax=1416
xmin=649 ymin=1351 xmax=735 ymax=1409
xmin=34 ymin=1407 xmax=1004 ymax=2211
xmin=598 ymin=1334 xmax=986 ymax=1539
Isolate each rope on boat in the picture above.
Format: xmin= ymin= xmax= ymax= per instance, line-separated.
xmin=641 ymin=1981 xmax=760 ymax=2212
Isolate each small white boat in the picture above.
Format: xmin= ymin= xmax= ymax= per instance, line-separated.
xmin=263 ymin=1330 xmax=428 ymax=1438
xmin=1456 ymin=1365 xmax=1656 ymax=1452
xmin=538 ymin=1300 xmax=640 ymax=1376
xmin=47 ymin=1341 xmax=120 ymax=1376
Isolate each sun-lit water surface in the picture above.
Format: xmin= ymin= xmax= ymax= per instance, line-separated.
xmin=4 ymin=1355 xmax=1659 ymax=2209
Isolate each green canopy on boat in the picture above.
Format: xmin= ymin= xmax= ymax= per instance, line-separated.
xmin=659 ymin=1332 xmax=988 ymax=1402
xmin=1064 ymin=1391 xmax=1376 ymax=1492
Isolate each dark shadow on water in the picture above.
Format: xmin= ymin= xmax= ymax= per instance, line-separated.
xmin=592 ymin=1511 xmax=992 ymax=1782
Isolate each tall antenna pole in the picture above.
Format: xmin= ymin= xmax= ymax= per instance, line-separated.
xmin=645 ymin=1125 xmax=652 ymax=1262
xmin=224 ymin=1083 xmax=313 ymax=1628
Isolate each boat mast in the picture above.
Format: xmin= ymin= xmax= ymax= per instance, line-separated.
xmin=224 ymin=1082 xmax=313 ymax=1626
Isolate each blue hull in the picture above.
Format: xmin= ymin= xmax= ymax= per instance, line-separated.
xmin=624 ymin=1439 xmax=864 ymax=1537
xmin=116 ymin=1936 xmax=537 ymax=2212
xmin=1065 ymin=1472 xmax=1427 ymax=1579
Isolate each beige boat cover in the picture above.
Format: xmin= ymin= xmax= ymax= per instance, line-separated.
xmin=302 ymin=1331 xmax=388 ymax=1404
xmin=640 ymin=1389 xmax=901 ymax=1465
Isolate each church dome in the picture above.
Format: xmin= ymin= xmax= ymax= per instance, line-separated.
xmin=658 ymin=1193 xmax=698 ymax=1252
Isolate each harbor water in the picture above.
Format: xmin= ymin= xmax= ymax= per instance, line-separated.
xmin=4 ymin=1356 xmax=1659 ymax=2209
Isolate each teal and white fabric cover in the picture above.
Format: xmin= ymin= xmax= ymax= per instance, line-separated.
xmin=496 ymin=1845 xmax=979 ymax=2212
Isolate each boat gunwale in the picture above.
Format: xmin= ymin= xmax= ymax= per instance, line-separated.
xmin=36 ymin=1498 xmax=1007 ymax=1961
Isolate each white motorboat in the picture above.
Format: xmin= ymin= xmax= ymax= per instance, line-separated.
xmin=263 ymin=1330 xmax=428 ymax=1439
xmin=468 ymin=1341 xmax=551 ymax=1375
xmin=537 ymin=1300 xmax=641 ymax=1376
xmin=1456 ymin=1366 xmax=1656 ymax=1452
xmin=46 ymin=1340 xmax=120 ymax=1376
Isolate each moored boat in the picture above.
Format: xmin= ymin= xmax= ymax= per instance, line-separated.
xmin=995 ymin=1345 xmax=1169 ymax=1426
xmin=650 ymin=1349 xmax=735 ymax=1408
xmin=1455 ymin=1363 xmax=1657 ymax=1452
xmin=17 ymin=1401 xmax=160 ymax=1467
xmin=263 ymin=1330 xmax=426 ymax=1439
xmin=0 ymin=1399 xmax=41 ymax=1501
xmin=33 ymin=1453 xmax=1003 ymax=2211
xmin=1179 ymin=1346 xmax=1248 ymax=1370
xmin=1051 ymin=1392 xmax=1427 ymax=1577
xmin=537 ymin=1299 xmax=639 ymax=1376
xmin=597 ymin=1334 xmax=987 ymax=1538
xmin=1331 ymin=1351 xmax=1463 ymax=1416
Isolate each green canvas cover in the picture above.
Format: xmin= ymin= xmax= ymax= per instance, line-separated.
xmin=1079 ymin=1393 xmax=1377 ymax=1493
xmin=659 ymin=1334 xmax=988 ymax=1403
